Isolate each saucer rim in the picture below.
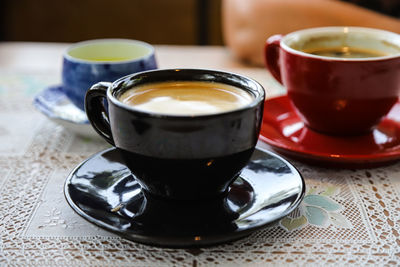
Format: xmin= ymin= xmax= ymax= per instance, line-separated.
xmin=260 ymin=95 xmax=400 ymax=165
xmin=63 ymin=146 xmax=305 ymax=247
xmin=33 ymin=85 xmax=103 ymax=138
xmin=33 ymin=84 xmax=89 ymax=124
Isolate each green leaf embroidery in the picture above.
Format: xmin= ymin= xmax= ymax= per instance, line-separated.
xmin=303 ymin=195 xmax=341 ymax=212
xmin=280 ymin=216 xmax=307 ymax=231
xmin=277 ymin=187 xmax=351 ymax=231
xmin=81 ymin=137 xmax=92 ymax=143
xmin=330 ymin=212 xmax=352 ymax=228
xmin=307 ymin=187 xmax=316 ymax=195
xmin=320 ymin=186 xmax=338 ymax=197
xmin=305 ymin=206 xmax=329 ymax=227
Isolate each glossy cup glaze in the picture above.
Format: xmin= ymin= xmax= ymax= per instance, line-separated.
xmin=265 ymin=27 xmax=400 ymax=135
xmin=63 ymin=39 xmax=157 ymax=110
xmin=85 ymin=69 xmax=265 ymax=200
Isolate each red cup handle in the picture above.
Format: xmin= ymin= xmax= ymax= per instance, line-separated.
xmin=265 ymin=34 xmax=283 ymax=84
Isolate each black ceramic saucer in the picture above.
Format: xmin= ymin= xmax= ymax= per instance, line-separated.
xmin=64 ymin=147 xmax=305 ymax=247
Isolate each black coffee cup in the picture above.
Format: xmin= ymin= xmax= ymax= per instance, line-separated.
xmin=85 ymin=69 xmax=265 ymax=200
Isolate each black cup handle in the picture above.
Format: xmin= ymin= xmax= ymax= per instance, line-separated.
xmin=84 ymin=82 xmax=115 ymax=145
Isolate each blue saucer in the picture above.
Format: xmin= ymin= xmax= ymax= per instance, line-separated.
xmin=33 ymin=85 xmax=98 ymax=138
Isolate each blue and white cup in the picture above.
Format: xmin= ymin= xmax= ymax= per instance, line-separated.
xmin=62 ymin=39 xmax=157 ymax=110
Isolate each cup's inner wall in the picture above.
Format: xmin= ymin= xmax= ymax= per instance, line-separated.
xmin=284 ymin=28 xmax=400 ymax=57
xmin=67 ymin=41 xmax=153 ymax=62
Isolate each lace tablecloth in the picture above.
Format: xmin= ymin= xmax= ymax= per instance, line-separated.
xmin=0 ymin=43 xmax=399 ymax=266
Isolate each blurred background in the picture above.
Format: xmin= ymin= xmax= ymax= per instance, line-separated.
xmin=2 ymin=0 xmax=399 ymax=67
xmin=0 ymin=0 xmax=223 ymax=45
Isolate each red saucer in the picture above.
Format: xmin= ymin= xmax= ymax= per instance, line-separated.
xmin=260 ymin=95 xmax=400 ymax=168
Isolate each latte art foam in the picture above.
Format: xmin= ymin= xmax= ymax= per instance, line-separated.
xmin=119 ymin=81 xmax=253 ymax=115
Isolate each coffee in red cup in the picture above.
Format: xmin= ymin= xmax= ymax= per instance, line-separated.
xmin=265 ymin=27 xmax=400 ymax=135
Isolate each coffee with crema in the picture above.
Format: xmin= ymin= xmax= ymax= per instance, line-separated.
xmin=302 ymin=46 xmax=387 ymax=58
xmin=118 ymin=81 xmax=254 ymax=115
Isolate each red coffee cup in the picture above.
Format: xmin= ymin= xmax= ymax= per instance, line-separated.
xmin=265 ymin=27 xmax=400 ymax=135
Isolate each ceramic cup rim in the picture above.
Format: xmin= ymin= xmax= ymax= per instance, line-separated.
xmin=63 ymin=38 xmax=155 ymax=64
xmin=280 ymin=26 xmax=400 ymax=62
xmin=105 ymin=68 xmax=266 ymax=119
